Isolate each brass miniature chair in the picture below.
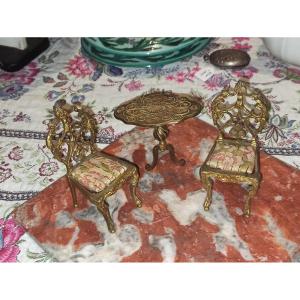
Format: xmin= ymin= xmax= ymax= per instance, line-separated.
xmin=46 ymin=99 xmax=142 ymax=233
xmin=200 ymin=80 xmax=270 ymax=216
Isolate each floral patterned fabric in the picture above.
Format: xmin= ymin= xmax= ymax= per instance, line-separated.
xmin=1 ymin=37 xmax=300 ymax=262
xmin=207 ymin=142 xmax=255 ymax=174
xmin=0 ymin=217 xmax=25 ymax=262
xmin=71 ymin=155 xmax=127 ymax=192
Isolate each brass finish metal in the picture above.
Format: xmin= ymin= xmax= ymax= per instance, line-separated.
xmin=208 ymin=49 xmax=251 ymax=69
xmin=46 ymin=99 xmax=142 ymax=233
xmin=200 ymin=80 xmax=270 ymax=216
xmin=114 ymin=90 xmax=203 ymax=170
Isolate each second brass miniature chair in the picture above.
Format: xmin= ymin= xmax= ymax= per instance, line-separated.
xmin=46 ymin=99 xmax=142 ymax=233
xmin=200 ymin=80 xmax=270 ymax=216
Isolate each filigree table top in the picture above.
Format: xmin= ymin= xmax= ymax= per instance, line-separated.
xmin=114 ymin=90 xmax=203 ymax=127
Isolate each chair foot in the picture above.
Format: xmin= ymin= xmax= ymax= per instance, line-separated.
xmin=204 ymin=201 xmax=210 ymax=211
xmin=135 ymin=200 xmax=142 ymax=208
xmin=243 ymin=206 xmax=251 ymax=217
xmin=109 ymin=227 xmax=116 ymax=234
xmin=97 ymin=200 xmax=116 ymax=233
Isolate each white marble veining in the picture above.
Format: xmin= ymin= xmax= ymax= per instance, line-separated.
xmin=264 ymin=213 xmax=299 ymax=261
xmin=55 ymin=211 xmax=75 ymax=228
xmin=149 ymin=227 xmax=177 ymax=262
xmin=117 ymin=129 xmax=155 ymax=163
xmin=235 ymin=207 xmax=243 ymax=216
xmin=274 ymin=195 xmax=283 ymax=202
xmin=131 ymin=207 xmax=154 ymax=224
xmin=159 ymin=190 xmax=203 ymax=226
xmin=138 ymin=172 xmax=164 ymax=193
xmin=57 ymin=223 xmax=141 ymax=262
xmin=45 ymin=190 xmax=142 ymax=262
xmin=193 ymin=137 xmax=214 ymax=180
xmin=158 ymin=189 xmax=254 ymax=261
xmin=24 ymin=202 xmax=44 ymax=229
xmin=198 ymin=138 xmax=214 ymax=162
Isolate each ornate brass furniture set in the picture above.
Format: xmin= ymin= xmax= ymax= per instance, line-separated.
xmin=46 ymin=80 xmax=270 ymax=233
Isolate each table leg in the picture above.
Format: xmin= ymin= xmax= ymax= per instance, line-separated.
xmin=145 ymin=144 xmax=160 ymax=171
xmin=145 ymin=125 xmax=185 ymax=170
xmin=167 ymin=144 xmax=185 ymax=166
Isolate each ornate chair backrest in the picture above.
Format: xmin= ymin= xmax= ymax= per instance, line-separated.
xmin=46 ymin=99 xmax=98 ymax=173
xmin=211 ymin=80 xmax=270 ymax=144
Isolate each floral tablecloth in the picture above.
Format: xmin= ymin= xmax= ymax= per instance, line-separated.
xmin=1 ymin=37 xmax=300 ymax=262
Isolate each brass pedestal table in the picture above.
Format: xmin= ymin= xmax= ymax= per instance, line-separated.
xmin=114 ymin=90 xmax=203 ymax=170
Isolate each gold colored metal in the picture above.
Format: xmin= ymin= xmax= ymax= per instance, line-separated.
xmin=200 ymin=80 xmax=270 ymax=217
xmin=46 ymin=99 xmax=142 ymax=233
xmin=114 ymin=89 xmax=203 ymax=170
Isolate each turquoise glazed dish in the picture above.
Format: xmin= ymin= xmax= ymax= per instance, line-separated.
xmin=81 ymin=37 xmax=211 ymax=68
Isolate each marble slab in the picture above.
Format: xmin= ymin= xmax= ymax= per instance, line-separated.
xmin=12 ymin=118 xmax=300 ymax=262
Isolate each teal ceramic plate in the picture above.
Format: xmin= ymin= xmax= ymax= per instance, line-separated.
xmin=81 ymin=37 xmax=211 ymax=68
xmin=84 ymin=38 xmax=200 ymax=57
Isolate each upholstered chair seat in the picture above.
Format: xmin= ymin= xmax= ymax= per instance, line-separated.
xmin=71 ymin=155 xmax=127 ymax=193
xmin=207 ymin=141 xmax=255 ymax=174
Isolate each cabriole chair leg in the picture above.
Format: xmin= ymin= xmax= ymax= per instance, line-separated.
xmin=97 ymin=200 xmax=116 ymax=233
xmin=202 ymin=173 xmax=213 ymax=211
xmin=129 ymin=169 xmax=142 ymax=208
xmin=243 ymin=182 xmax=258 ymax=217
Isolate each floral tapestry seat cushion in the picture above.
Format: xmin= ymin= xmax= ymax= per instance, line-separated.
xmin=207 ymin=142 xmax=256 ymax=174
xmin=71 ymin=156 xmax=127 ymax=193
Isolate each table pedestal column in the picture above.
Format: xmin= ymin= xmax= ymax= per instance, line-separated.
xmin=145 ymin=125 xmax=185 ymax=171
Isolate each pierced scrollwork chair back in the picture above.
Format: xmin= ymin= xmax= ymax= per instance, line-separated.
xmin=47 ymin=100 xmax=98 ymax=172
xmin=46 ymin=99 xmax=142 ymax=233
xmin=211 ymin=80 xmax=270 ymax=143
xmin=200 ymin=80 xmax=270 ymax=217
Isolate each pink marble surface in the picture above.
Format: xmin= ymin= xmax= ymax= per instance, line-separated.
xmin=12 ymin=118 xmax=300 ymax=262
